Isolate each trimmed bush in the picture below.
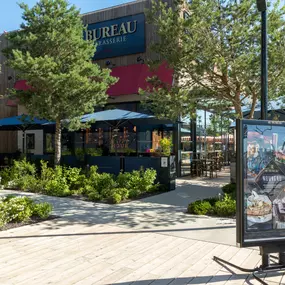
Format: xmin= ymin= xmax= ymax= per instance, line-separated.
xmin=188 ymin=200 xmax=212 ymax=215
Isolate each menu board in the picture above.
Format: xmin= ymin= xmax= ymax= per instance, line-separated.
xmin=237 ymin=120 xmax=285 ymax=247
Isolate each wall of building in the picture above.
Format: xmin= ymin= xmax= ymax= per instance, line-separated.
xmin=17 ymin=130 xmax=44 ymax=155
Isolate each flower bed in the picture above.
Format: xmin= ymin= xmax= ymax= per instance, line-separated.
xmin=0 ymin=158 xmax=165 ymax=204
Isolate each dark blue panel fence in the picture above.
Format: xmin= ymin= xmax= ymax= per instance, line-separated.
xmin=124 ymin=157 xmax=161 ymax=173
xmin=86 ymin=156 xmax=121 ymax=175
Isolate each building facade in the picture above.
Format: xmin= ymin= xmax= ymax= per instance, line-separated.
xmin=0 ymin=0 xmax=179 ymax=156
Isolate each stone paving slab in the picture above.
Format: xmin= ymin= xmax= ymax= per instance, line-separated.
xmin=0 ymin=219 xmax=282 ymax=285
xmin=1 ymin=176 xmax=284 ymax=284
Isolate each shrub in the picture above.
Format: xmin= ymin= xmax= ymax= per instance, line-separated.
xmin=5 ymin=196 xmax=34 ymax=223
xmin=13 ymin=158 xmax=37 ymax=178
xmin=43 ymin=166 xmax=71 ymax=197
xmin=0 ymin=196 xmax=53 ymax=227
xmin=63 ymin=167 xmax=83 ymax=191
xmin=97 ymin=173 xmax=117 ymax=195
xmin=214 ymin=194 xmax=236 ymax=217
xmin=16 ymin=175 xmax=40 ymax=192
xmin=187 ymin=200 xmax=213 ymax=215
xmin=32 ymin=202 xmax=53 ymax=219
xmin=159 ymin=138 xmax=172 ymax=156
xmin=203 ymin=197 xmax=220 ymax=206
xmin=0 ymin=159 xmax=37 ymax=189
xmin=128 ymin=188 xmax=140 ymax=199
xmin=115 ymin=188 xmax=129 ymax=200
xmin=117 ymin=172 xmax=132 ymax=188
xmin=117 ymin=168 xmax=157 ymax=194
xmin=141 ymin=169 xmax=157 ymax=192
xmin=45 ymin=179 xmax=71 ymax=197
xmin=110 ymin=193 xmax=122 ymax=204
xmin=222 ymin=183 xmax=236 ymax=195
xmin=85 ymin=148 xmax=103 ymax=156
xmin=0 ymin=201 xmax=8 ymax=227
xmin=0 ymin=167 xmax=14 ymax=187
xmin=88 ymin=190 xmax=101 ymax=201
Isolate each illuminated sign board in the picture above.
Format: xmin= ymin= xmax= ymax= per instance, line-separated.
xmin=237 ymin=119 xmax=285 ymax=247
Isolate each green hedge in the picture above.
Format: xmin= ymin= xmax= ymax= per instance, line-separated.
xmin=0 ymin=159 xmax=160 ymax=203
xmin=187 ymin=194 xmax=236 ymax=217
xmin=0 ymin=195 xmax=53 ymax=228
xmin=221 ymin=183 xmax=236 ymax=199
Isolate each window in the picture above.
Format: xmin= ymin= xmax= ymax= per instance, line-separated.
xmin=26 ymin=134 xmax=35 ymax=150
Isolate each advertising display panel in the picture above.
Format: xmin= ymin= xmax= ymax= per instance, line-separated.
xmin=237 ymin=119 xmax=285 ymax=247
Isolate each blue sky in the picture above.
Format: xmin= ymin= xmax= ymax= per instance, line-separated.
xmin=0 ymin=0 xmax=134 ymax=32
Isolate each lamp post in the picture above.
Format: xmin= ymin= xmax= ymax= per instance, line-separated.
xmin=257 ymin=0 xmax=268 ymax=120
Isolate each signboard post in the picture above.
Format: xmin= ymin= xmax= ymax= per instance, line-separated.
xmin=215 ymin=119 xmax=285 ymax=283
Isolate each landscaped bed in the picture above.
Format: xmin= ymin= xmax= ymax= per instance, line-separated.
xmin=0 ymin=195 xmax=54 ymax=231
xmin=187 ymin=183 xmax=236 ymax=217
xmin=0 ymin=158 xmax=166 ymax=204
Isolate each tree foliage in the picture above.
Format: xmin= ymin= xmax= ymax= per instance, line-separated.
xmin=142 ymin=0 xmax=285 ymax=119
xmin=206 ymin=113 xmax=231 ymax=136
xmin=3 ymin=0 xmax=117 ymax=165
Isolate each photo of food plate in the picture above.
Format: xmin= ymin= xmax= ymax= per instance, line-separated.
xmin=246 ymin=191 xmax=272 ymax=226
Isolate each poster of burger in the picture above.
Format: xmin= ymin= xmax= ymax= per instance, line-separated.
xmin=238 ymin=120 xmax=285 ymax=246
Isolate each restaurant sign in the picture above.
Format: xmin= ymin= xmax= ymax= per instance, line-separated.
xmin=85 ymin=13 xmax=146 ymax=60
xmin=236 ymin=119 xmax=285 ymax=247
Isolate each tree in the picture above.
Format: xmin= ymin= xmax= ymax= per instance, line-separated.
xmin=3 ymin=0 xmax=117 ymax=165
xmin=206 ymin=113 xmax=231 ymax=137
xmin=142 ymin=0 xmax=285 ymax=119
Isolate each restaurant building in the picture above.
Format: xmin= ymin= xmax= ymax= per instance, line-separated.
xmin=0 ymin=0 xmax=192 ymax=178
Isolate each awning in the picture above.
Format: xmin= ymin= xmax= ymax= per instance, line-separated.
xmin=81 ymin=109 xmax=154 ymax=122
xmin=0 ymin=115 xmax=51 ymax=131
xmin=14 ymin=80 xmax=31 ymax=91
xmin=107 ymin=63 xmax=173 ymax=96
xmin=44 ymin=109 xmax=174 ymax=128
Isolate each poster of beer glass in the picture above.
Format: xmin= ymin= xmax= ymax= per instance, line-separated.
xmin=237 ymin=120 xmax=285 ymax=247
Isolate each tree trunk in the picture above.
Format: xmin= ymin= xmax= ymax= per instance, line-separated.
xmin=248 ymin=96 xmax=257 ymax=119
xmin=54 ymin=118 xmax=61 ymax=166
xmin=234 ymin=104 xmax=243 ymax=119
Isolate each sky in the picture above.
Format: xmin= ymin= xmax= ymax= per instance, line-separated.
xmin=0 ymin=0 xmax=134 ymax=32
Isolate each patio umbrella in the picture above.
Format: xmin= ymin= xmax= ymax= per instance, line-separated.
xmin=0 ymin=115 xmax=52 ymax=153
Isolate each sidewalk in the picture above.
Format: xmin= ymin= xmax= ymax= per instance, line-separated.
xmin=0 ymin=171 xmax=281 ymax=285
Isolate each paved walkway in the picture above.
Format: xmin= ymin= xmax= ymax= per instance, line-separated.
xmin=0 ymin=171 xmax=283 ymax=284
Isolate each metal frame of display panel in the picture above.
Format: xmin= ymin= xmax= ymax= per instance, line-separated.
xmin=237 ymin=119 xmax=285 ymax=247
